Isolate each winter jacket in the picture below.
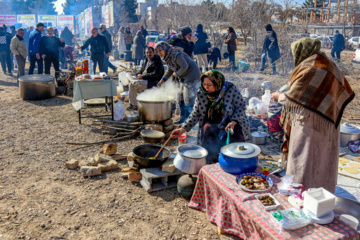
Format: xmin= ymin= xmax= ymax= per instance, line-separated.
xmin=167 ymin=36 xmax=194 ymax=57
xmin=194 ymin=25 xmax=209 ymax=55
xmin=28 ymin=29 xmax=42 ymax=55
xmin=333 ymin=33 xmax=345 ymax=51
xmin=225 ymin=32 xmax=237 ymax=53
xmin=0 ymin=32 xmax=11 ymax=53
xmin=132 ymin=35 xmax=146 ymax=60
xmin=60 ymin=28 xmax=74 ymax=46
xmin=124 ymin=32 xmax=133 ymax=45
xmin=262 ymin=24 xmax=280 ymax=62
xmin=39 ymin=36 xmax=65 ymax=58
xmin=138 ymin=54 xmax=165 ymax=88
xmin=10 ymin=35 xmax=27 ymax=58
xmin=81 ymin=34 xmax=110 ymax=55
xmin=182 ymin=85 xmax=250 ymax=141
xmin=101 ymin=30 xmax=113 ymax=51
xmin=163 ymin=52 xmax=201 ymax=84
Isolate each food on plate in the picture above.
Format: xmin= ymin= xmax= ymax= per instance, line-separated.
xmin=241 ymin=175 xmax=269 ymax=190
xmin=348 ymin=162 xmax=360 ymax=169
xmin=343 ymin=167 xmax=360 ymax=175
xmin=76 ymin=74 xmax=92 ymax=81
xmin=93 ymin=75 xmax=103 ymax=80
xmin=257 ymin=195 xmax=276 ymax=206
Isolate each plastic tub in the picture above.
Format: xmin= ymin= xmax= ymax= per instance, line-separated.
xmin=255 ymin=193 xmax=281 ymax=211
xmin=303 ymin=188 xmax=336 ymax=217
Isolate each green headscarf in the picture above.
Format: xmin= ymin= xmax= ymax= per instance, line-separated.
xmin=291 ymin=37 xmax=321 ymax=67
xmin=200 ymin=69 xmax=226 ymax=100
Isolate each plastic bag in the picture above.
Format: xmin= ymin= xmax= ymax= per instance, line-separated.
xmin=113 ymin=100 xmax=126 ymax=121
xmin=248 ymin=97 xmax=267 ymax=115
xmin=272 ymin=208 xmax=312 ymax=230
xmin=278 ymin=175 xmax=294 ymax=190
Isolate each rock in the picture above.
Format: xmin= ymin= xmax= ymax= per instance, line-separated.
xmin=162 ymin=158 xmax=176 ymax=173
xmin=80 ymin=166 xmax=102 ymax=177
xmin=98 ymin=160 xmax=118 ymax=171
xmin=145 ymin=124 xmax=163 ymax=132
xmin=87 ymin=157 xmax=97 ymax=166
xmin=164 ymin=124 xmax=174 ymax=132
xmin=79 ymin=160 xmax=91 ymax=167
xmin=164 ymin=119 xmax=174 ymax=126
xmin=128 ymin=172 xmax=142 ymax=182
xmin=65 ymin=159 xmax=79 ymax=169
xmin=100 ymin=143 xmax=118 ymax=156
xmin=127 ymin=152 xmax=136 ymax=161
xmin=120 ymin=172 xmax=130 ymax=179
xmin=121 ymin=167 xmax=139 ymax=172
xmin=94 ymin=153 xmax=114 ymax=163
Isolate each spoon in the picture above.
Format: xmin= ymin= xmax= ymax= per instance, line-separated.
xmin=152 ymin=135 xmax=172 ymax=160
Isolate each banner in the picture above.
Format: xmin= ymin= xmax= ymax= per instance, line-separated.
xmin=0 ymin=15 xmax=16 ymax=26
xmin=57 ymin=15 xmax=74 ymax=32
xmin=17 ymin=15 xmax=36 ymax=28
xmin=77 ymin=12 xmax=85 ymax=40
xmin=109 ymin=1 xmax=114 ymax=26
xmin=38 ymin=15 xmax=57 ymax=28
xmin=101 ymin=6 xmax=106 ymax=24
xmin=105 ymin=4 xmax=109 ymax=27
xmin=89 ymin=7 xmax=93 ymax=31
xmin=84 ymin=8 xmax=90 ymax=38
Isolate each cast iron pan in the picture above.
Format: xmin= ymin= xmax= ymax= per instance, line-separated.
xmin=132 ymin=144 xmax=171 ymax=168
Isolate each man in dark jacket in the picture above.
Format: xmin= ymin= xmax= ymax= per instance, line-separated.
xmin=0 ymin=27 xmax=12 ymax=75
xmin=81 ymin=27 xmax=110 ymax=73
xmin=167 ymin=26 xmax=194 ymax=57
xmin=259 ymin=24 xmax=280 ymax=75
xmin=28 ymin=22 xmax=45 ymax=75
xmin=39 ymin=27 xmax=65 ymax=79
xmin=100 ymin=24 xmax=117 ymax=75
xmin=140 ymin=26 xmax=148 ymax=39
xmin=59 ymin=26 xmax=74 ymax=69
xmin=127 ymin=47 xmax=164 ymax=110
xmin=331 ymin=30 xmax=345 ymax=60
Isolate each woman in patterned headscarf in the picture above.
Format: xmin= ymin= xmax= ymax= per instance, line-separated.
xmin=272 ymin=37 xmax=354 ymax=192
xmin=171 ymin=69 xmax=250 ymax=164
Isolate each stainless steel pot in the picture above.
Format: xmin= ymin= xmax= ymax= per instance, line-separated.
xmin=137 ymin=99 xmax=173 ymax=122
xmin=340 ymin=122 xmax=360 ymax=147
xmin=19 ymin=74 xmax=56 ymax=100
xmin=140 ymin=130 xmax=165 ymax=144
xmin=174 ymin=144 xmax=208 ymax=174
xmin=251 ymin=131 xmax=267 ymax=145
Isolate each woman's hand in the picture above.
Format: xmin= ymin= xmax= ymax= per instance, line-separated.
xmin=171 ymin=128 xmax=187 ymax=139
xmin=271 ymin=92 xmax=281 ymax=102
xmin=225 ymin=121 xmax=237 ymax=132
xmin=157 ymin=79 xmax=164 ymax=87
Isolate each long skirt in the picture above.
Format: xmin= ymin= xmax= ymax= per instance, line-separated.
xmin=201 ymin=120 xmax=244 ymax=164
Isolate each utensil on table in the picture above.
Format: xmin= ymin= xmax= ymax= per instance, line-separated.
xmin=226 ymin=130 xmax=230 ymax=145
xmin=153 ymin=135 xmax=172 ymax=159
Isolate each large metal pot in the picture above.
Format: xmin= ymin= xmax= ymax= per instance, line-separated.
xmin=219 ymin=142 xmax=261 ymax=175
xmin=334 ymin=197 xmax=360 ymax=231
xmin=19 ymin=74 xmax=56 ymax=100
xmin=137 ymin=99 xmax=173 ymax=122
xmin=251 ymin=131 xmax=267 ymax=145
xmin=140 ymin=130 xmax=165 ymax=144
xmin=132 ymin=144 xmax=171 ymax=168
xmin=340 ymin=122 xmax=360 ymax=147
xmin=174 ymin=144 xmax=207 ymax=174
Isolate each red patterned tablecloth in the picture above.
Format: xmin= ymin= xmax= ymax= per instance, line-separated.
xmin=189 ymin=164 xmax=360 ymax=240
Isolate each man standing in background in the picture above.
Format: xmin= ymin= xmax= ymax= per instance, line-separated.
xmin=99 ymin=24 xmax=117 ymax=75
xmin=28 ymin=23 xmax=45 ymax=75
xmin=331 ymin=30 xmax=345 ymax=60
xmin=10 ymin=28 xmax=27 ymax=79
xmin=39 ymin=27 xmax=65 ymax=79
xmin=0 ymin=26 xmax=12 ymax=75
xmin=80 ymin=27 xmax=110 ymax=73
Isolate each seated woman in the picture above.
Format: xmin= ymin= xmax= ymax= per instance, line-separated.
xmin=171 ymin=70 xmax=250 ymax=164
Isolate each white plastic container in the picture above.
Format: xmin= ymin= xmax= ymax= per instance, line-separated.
xmin=118 ymin=72 xmax=129 ymax=86
xmin=303 ymin=188 xmax=336 ymax=217
xmin=262 ymin=90 xmax=271 ymax=106
xmin=255 ymin=193 xmax=281 ymax=211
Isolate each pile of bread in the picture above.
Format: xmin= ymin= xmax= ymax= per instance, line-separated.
xmin=76 ymin=74 xmax=104 ymax=81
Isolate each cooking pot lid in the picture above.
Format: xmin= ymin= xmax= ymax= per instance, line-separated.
xmin=178 ymin=144 xmax=208 ymax=159
xmin=251 ymin=131 xmax=267 ymax=138
xmin=19 ymin=74 xmax=54 ymax=82
xmin=340 ymin=122 xmax=360 ymax=134
xmin=220 ymin=142 xmax=261 ymax=158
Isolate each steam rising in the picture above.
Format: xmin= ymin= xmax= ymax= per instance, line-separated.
xmin=137 ymin=80 xmax=181 ymax=102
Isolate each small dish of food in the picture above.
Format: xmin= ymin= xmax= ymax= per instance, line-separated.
xmin=236 ymin=172 xmax=273 ymax=193
xmin=255 ymin=193 xmax=281 ymax=211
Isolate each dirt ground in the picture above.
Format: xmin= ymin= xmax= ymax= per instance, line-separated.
xmin=0 ymin=48 xmax=359 ymax=240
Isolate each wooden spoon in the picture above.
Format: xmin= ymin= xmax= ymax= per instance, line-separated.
xmin=152 ymin=135 xmax=172 ymax=160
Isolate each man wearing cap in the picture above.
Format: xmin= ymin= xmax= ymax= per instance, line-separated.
xmin=39 ymin=27 xmax=65 ymax=79
xmin=28 ymin=22 xmax=45 ymax=75
xmin=167 ymin=26 xmax=195 ymax=57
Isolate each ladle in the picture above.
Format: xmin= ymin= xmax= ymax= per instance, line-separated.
xmin=152 ymin=135 xmax=172 ymax=159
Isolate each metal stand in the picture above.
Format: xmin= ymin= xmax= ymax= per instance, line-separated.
xmin=77 ymin=96 xmax=114 ymax=124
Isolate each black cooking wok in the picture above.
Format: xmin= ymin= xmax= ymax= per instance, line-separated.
xmin=132 ymin=144 xmax=171 ymax=168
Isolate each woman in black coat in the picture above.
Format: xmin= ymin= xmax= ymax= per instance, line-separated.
xmin=259 ymin=24 xmax=281 ymax=74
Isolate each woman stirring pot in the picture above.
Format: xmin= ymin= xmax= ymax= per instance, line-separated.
xmin=171 ymin=70 xmax=250 ymax=163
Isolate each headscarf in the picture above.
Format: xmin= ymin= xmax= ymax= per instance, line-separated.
xmin=291 ymin=37 xmax=321 ymax=67
xmin=200 ymin=70 xmax=234 ymax=122
xmin=119 ymin=27 xmax=125 ymax=33
xmin=265 ymin=24 xmax=273 ymax=31
xmin=154 ymin=41 xmax=182 ymax=71
xmin=136 ymin=30 xmax=143 ymax=37
xmin=125 ymin=27 xmax=131 ymax=33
